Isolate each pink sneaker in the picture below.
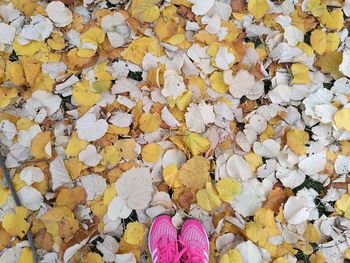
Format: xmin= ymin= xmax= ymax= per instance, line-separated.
xmin=148 ymin=215 xmax=180 ymax=263
xmin=178 ymin=219 xmax=209 ymax=263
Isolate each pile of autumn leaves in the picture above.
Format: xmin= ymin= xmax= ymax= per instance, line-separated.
xmin=2 ymin=0 xmax=350 ymax=262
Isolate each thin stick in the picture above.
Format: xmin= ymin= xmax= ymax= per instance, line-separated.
xmin=0 ymin=156 xmax=38 ymax=263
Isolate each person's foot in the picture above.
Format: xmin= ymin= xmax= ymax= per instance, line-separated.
xmin=178 ymin=219 xmax=209 ymax=263
xmin=148 ymin=215 xmax=180 ymax=263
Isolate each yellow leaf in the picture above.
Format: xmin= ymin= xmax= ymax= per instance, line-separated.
xmin=100 ymin=145 xmax=122 ymax=166
xmin=291 ymin=63 xmax=311 ymax=84
xmin=272 ymin=258 xmax=289 ymax=263
xmin=248 ymin=0 xmax=269 ymax=20
xmin=286 ymin=129 xmax=309 ymax=155
xmin=22 ymin=61 xmax=41 ymax=88
xmin=319 ymin=10 xmax=344 ymax=31
xmin=16 ymin=118 xmax=35 ymax=131
xmin=304 ymin=223 xmax=321 ymax=243
xmin=0 ymin=184 xmax=10 ymax=206
xmin=92 ymin=80 xmax=112 ymax=93
xmin=244 ymin=152 xmax=263 ymax=172
xmin=176 ymin=90 xmax=192 ymax=111
xmin=55 ymin=187 xmax=87 ymax=210
xmin=40 ymin=207 xmax=75 ymax=245
xmin=130 ymin=0 xmax=161 ymax=23
xmin=121 ymin=37 xmax=162 ymax=65
xmin=6 ymin=62 xmax=26 ymax=86
xmin=210 ymin=71 xmax=229 ymax=94
xmin=196 ymin=182 xmax=222 ymax=211
xmin=141 ymin=143 xmax=163 ymax=163
xmin=0 ymin=228 xmax=11 ymax=251
xmin=18 ymin=247 xmax=34 ymax=263
xmin=183 ymin=132 xmax=210 ymax=156
xmin=334 ymin=109 xmax=350 ymax=132
xmin=310 ymin=251 xmax=325 ymax=263
xmin=82 ymin=252 xmax=104 ymax=263
xmin=0 ymin=86 xmax=17 ymax=108
xmin=219 ymin=249 xmax=243 ymax=263
xmin=80 ymin=27 xmax=105 ymax=44
xmin=13 ymin=40 xmax=42 ymax=56
xmin=12 ymin=0 xmax=37 ymax=16
xmin=103 ymin=184 xmax=117 ymax=206
xmin=47 ymin=31 xmax=66 ymax=51
xmin=64 ymin=158 xmax=85 ymax=180
xmin=31 ymin=131 xmax=51 ymax=159
xmin=216 ymin=178 xmax=241 ymax=203
xmin=66 ymin=132 xmax=89 ymax=157
xmin=325 ymin=33 xmax=340 ymax=53
xmin=163 ymin=164 xmax=183 ymax=188
xmin=124 ymin=222 xmax=145 ymax=246
xmin=139 ymin=112 xmax=161 ymax=133
xmin=310 ymin=29 xmax=326 ymax=55
xmin=335 ymin=194 xmax=350 ymax=219
xmin=2 ymin=206 xmax=29 ymax=238
xmin=166 ymin=34 xmax=185 ymax=46
xmin=72 ymin=80 xmax=101 ymax=106
xmin=306 ymin=0 xmax=327 ymax=17
xmin=179 ymin=156 xmax=210 ymax=189
xmin=316 ymin=51 xmax=343 ymax=79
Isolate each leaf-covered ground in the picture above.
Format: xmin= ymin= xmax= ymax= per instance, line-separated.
xmin=1 ymin=0 xmax=350 ymax=262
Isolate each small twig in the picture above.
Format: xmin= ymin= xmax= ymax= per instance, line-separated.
xmin=0 ymin=156 xmax=38 ymax=263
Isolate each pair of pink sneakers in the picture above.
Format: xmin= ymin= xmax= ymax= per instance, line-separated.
xmin=148 ymin=215 xmax=209 ymax=263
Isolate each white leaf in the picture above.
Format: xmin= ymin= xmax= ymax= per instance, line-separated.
xmin=185 ymin=103 xmax=205 ymax=133
xmin=235 ymin=240 xmax=264 ymax=263
xmin=80 ymin=174 xmax=107 ymax=201
xmin=162 ymin=69 xmax=186 ymax=99
xmin=162 ymin=149 xmax=187 ymax=168
xmin=19 ymin=166 xmax=44 ymax=186
xmin=253 ymin=139 xmax=280 ymax=158
xmin=231 ymin=179 xmax=271 ymax=217
xmin=334 ymin=155 xmax=350 ymax=174
xmin=108 ymin=111 xmax=133 ymax=128
xmin=17 ymin=186 xmax=43 ymax=210
xmin=215 ymin=46 xmax=235 ymax=70
xmin=107 ymin=196 xmax=132 ymax=220
xmin=114 ymin=253 xmax=136 ymax=263
xmin=19 ymin=15 xmax=53 ymax=42
xmin=0 ymin=120 xmax=17 ymax=140
xmin=161 ymin=107 xmax=180 ymax=127
xmin=76 ymin=113 xmax=108 ymax=142
xmin=0 ymin=23 xmax=16 ymax=51
xmin=283 ymin=25 xmax=304 ymax=46
xmin=340 ymin=48 xmax=350 ymax=78
xmin=46 ymin=1 xmax=73 ymax=27
xmin=116 ymin=167 xmax=154 ymax=210
xmin=228 ymin=70 xmax=264 ymax=99
xmin=78 ymin=145 xmax=101 ymax=167
xmin=283 ymin=196 xmax=314 ymax=224
xmin=50 ymin=156 xmax=73 ymax=191
xmin=298 ymin=151 xmax=327 ymax=175
xmin=276 ymin=168 xmax=305 ymax=188
xmin=226 ymin=154 xmax=253 ymax=182
xmin=96 ymin=236 xmax=119 ymax=262
xmin=190 ymin=0 xmax=215 ymax=15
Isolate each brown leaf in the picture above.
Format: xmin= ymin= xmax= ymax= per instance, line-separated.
xmin=34 ymin=229 xmax=54 ymax=251
xmin=55 ymin=187 xmax=87 ymax=210
xmin=173 ymin=188 xmax=195 ymax=210
xmin=231 ymin=0 xmax=246 ymax=12
xmin=59 ymin=217 xmax=80 ymax=243
xmin=263 ymin=187 xmax=287 ymax=213
xmin=59 ymin=221 xmax=98 ymax=257
xmin=177 ymin=5 xmax=195 ymax=21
